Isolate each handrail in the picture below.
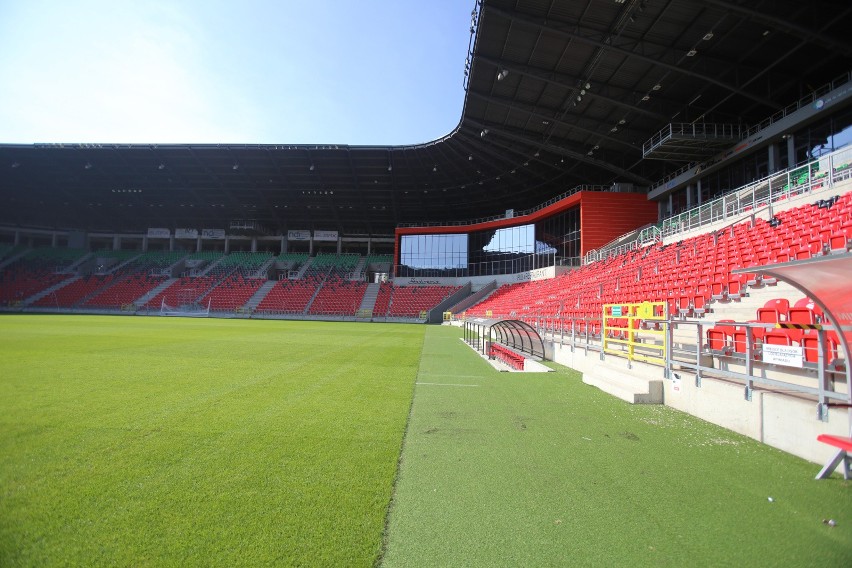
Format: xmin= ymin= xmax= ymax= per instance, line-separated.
xmin=648 ymin=70 xmax=852 ymax=194
xmin=397 ymin=184 xmax=612 ymax=228
xmin=643 ymin=123 xmax=741 ymax=156
xmin=583 ymin=144 xmax=852 ymax=258
xmin=584 ymin=223 xmax=658 ymax=264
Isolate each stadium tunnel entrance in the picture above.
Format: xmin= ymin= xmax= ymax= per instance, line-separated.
xmin=463 ymin=317 xmax=546 ymax=360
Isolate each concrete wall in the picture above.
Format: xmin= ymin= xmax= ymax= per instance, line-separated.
xmin=393 ymin=265 xmax=568 ymax=290
xmin=547 ymin=339 xmax=850 ymax=465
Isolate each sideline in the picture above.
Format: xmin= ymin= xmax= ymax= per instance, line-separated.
xmin=415 ymin=382 xmax=479 ymax=387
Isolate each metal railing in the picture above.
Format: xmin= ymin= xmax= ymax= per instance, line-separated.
xmin=643 ymin=123 xmax=741 ymax=157
xmin=668 ymin=320 xmax=850 ymax=422
xmin=395 ymin=251 xmax=556 ymax=278
xmin=647 ymin=71 xmax=852 ymax=194
xmin=739 ymin=70 xmax=852 ymax=141
xmin=397 ymin=185 xmax=611 ymax=228
xmin=466 ymin=311 xmax=849 ymax=420
xmin=583 ymin=240 xmax=639 ymax=264
xmin=649 ymin=145 xmax=851 ymax=243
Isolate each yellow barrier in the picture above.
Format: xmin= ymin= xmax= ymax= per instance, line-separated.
xmin=443 ymin=311 xmax=454 ymax=321
xmin=602 ymin=301 xmax=668 ymax=365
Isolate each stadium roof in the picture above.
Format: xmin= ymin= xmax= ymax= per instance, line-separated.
xmin=1 ymin=0 xmax=851 ymax=236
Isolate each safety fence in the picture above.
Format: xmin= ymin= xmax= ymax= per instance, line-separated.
xmin=602 ymin=301 xmax=668 ymax=366
xmin=668 ymin=319 xmax=850 ymax=422
xmin=465 ymin=309 xmax=849 ymax=421
xmin=634 ymin=145 xmax=852 ymax=247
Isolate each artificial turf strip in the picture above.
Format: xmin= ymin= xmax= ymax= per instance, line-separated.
xmin=381 ymin=325 xmax=852 ymax=567
xmin=0 ymin=315 xmax=424 ymax=567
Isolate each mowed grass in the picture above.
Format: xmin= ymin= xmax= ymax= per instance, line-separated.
xmin=381 ymin=326 xmax=852 ymax=567
xmin=0 ymin=315 xmax=424 ymax=567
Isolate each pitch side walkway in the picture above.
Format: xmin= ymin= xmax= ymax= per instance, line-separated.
xmin=380 ymin=325 xmax=851 ymax=567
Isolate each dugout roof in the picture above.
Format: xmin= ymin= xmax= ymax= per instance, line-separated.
xmin=1 ymin=0 xmax=850 ymax=236
xmin=464 ymin=317 xmax=546 ymax=360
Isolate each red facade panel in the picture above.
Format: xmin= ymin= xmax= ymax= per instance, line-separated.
xmin=579 ymin=192 xmax=658 ymax=256
xmin=394 ymin=191 xmax=658 ymax=265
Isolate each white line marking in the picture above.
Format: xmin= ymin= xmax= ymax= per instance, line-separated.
xmin=423 ymin=374 xmax=483 ymax=380
xmin=416 ymin=382 xmax=480 ymax=387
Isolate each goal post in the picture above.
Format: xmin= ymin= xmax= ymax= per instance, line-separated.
xmin=160 ymin=289 xmax=211 ymax=317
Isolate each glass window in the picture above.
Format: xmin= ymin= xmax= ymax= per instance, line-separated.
xmin=400 ymin=234 xmax=468 ymax=274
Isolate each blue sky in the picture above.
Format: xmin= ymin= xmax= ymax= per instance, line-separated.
xmin=0 ymin=0 xmax=473 ymax=145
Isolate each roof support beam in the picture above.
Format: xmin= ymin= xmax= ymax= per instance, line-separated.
xmin=465 ymin=119 xmax=652 ymax=186
xmin=695 ymin=0 xmax=852 ymax=57
xmin=475 ymin=55 xmax=670 ymax=121
xmin=468 ymin=90 xmax=639 ymax=151
xmin=484 ymin=5 xmax=781 ymax=110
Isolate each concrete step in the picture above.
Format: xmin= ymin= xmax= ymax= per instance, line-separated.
xmin=582 ymin=365 xmax=663 ymax=404
xmin=134 ymin=278 xmax=177 ymax=307
xmin=244 ymin=280 xmax=277 ymax=311
xmin=358 ymin=282 xmax=380 ymax=313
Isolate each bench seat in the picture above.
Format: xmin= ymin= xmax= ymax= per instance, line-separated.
xmin=815 ymin=434 xmax=852 ymax=480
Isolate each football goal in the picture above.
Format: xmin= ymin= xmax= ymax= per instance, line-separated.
xmin=160 ymin=289 xmax=210 ymax=317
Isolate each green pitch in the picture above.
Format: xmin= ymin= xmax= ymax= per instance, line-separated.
xmin=383 ymin=327 xmax=852 ymax=567
xmin=1 ymin=316 xmax=850 ymax=567
xmin=0 ymin=316 xmax=423 ymax=566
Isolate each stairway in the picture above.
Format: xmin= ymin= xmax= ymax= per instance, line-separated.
xmin=134 ymin=278 xmax=177 ymax=307
xmin=22 ymin=275 xmax=79 ymax=307
xmin=582 ymin=362 xmax=663 ymax=404
xmin=350 ymin=256 xmax=367 ymax=280
xmin=293 ymin=257 xmax=314 ymax=279
xmin=104 ymin=253 xmax=144 ymax=274
xmin=447 ymin=280 xmax=497 ymax=314
xmin=64 ymin=252 xmax=93 ymax=273
xmin=358 ymin=282 xmax=381 ymax=315
xmin=252 ymin=258 xmax=276 ymax=278
xmin=303 ymin=281 xmax=324 ymax=314
xmin=199 ymin=256 xmax=226 ymax=276
xmin=243 ymin=280 xmax=277 ymax=312
xmin=0 ymin=248 xmax=31 ymax=271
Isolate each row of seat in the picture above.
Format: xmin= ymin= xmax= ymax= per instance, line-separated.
xmin=308 ymin=279 xmax=368 ymax=315
xmin=465 ymin=191 xmax=851 ymax=323
xmin=86 ymin=275 xmax=166 ymax=308
xmin=375 ymin=284 xmax=460 ymax=317
xmin=202 ymin=275 xmax=265 ymax=311
xmin=489 ymin=344 xmax=525 ymax=370
xmin=255 ymin=279 xmax=319 ymax=313
xmin=145 ymin=276 xmax=217 ymax=308
xmin=33 ymin=274 xmax=116 ymax=307
xmin=705 ymin=297 xmax=842 ymax=366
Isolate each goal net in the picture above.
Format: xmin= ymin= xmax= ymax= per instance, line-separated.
xmin=160 ymin=289 xmax=211 ymax=317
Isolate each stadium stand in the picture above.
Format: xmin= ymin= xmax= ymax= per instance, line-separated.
xmin=84 ymin=274 xmax=168 ymax=309
xmin=208 ymin=251 xmax=273 ymax=277
xmin=305 ymin=253 xmax=360 ymax=279
xmin=0 ymin=248 xmax=84 ymax=306
xmin=33 ymin=274 xmax=114 ymax=308
xmin=276 ymin=252 xmax=310 ymax=271
xmin=254 ymin=278 xmax=320 ymax=315
xmin=372 ymin=283 xmax=393 ymax=317
xmin=308 ymin=277 xmax=368 ymax=316
xmin=386 ymin=285 xmax=461 ymax=318
xmin=144 ymin=276 xmax=217 ymax=310
xmin=202 ymin=274 xmax=266 ymax=312
xmin=464 ymin=190 xmax=852 ymax=326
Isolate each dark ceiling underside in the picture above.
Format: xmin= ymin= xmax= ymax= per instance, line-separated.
xmin=1 ymin=0 xmax=850 ymax=236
